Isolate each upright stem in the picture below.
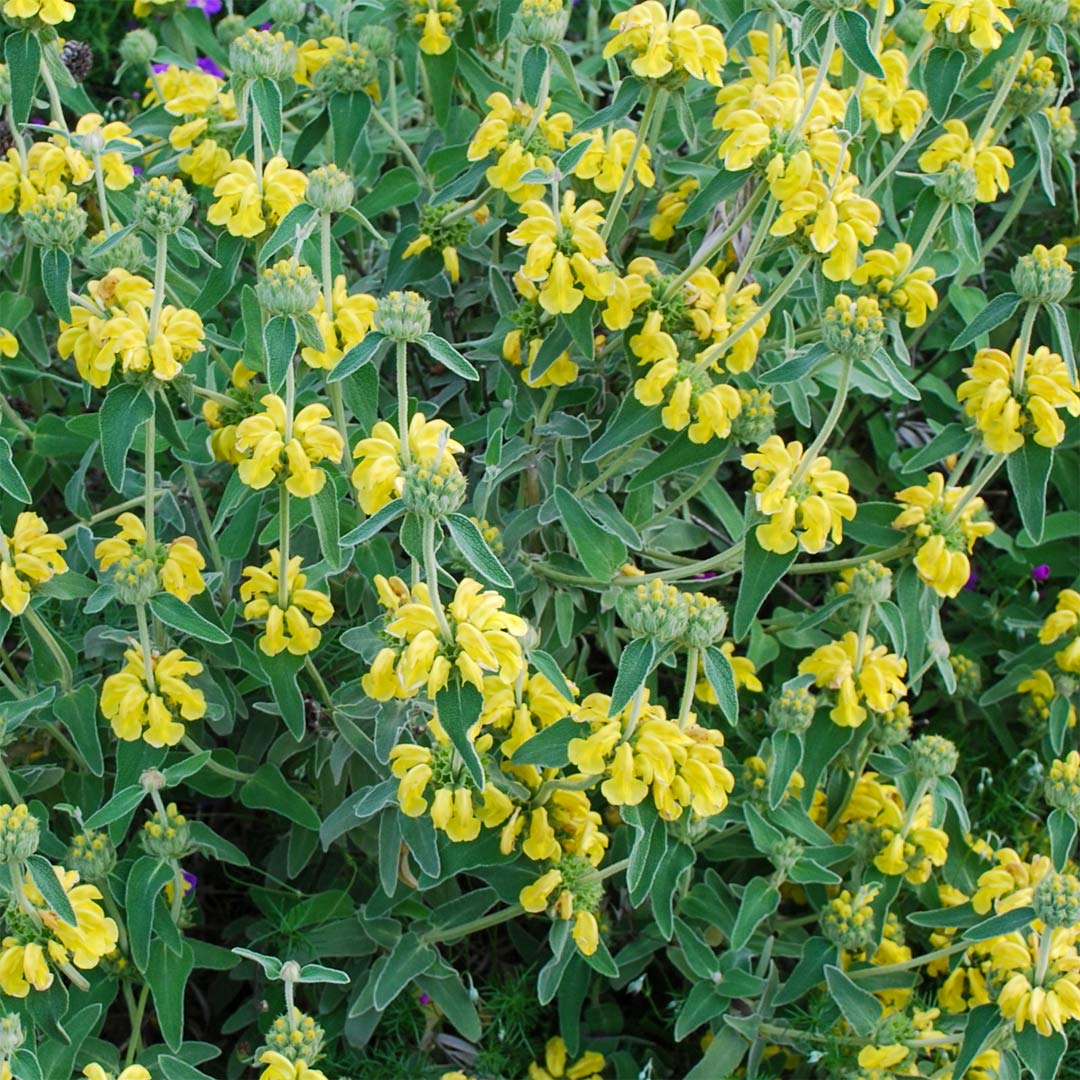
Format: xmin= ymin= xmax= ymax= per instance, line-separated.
xmin=1012 ymin=302 xmax=1038 ymax=396
xmin=169 ymin=861 xmax=185 ymax=923
xmin=791 ymin=20 xmax=836 ymax=139
xmin=601 ymin=85 xmax=663 ymax=242
xmin=909 ymin=200 xmax=949 ymax=267
xmin=396 ymin=340 xmax=411 ymax=469
xmin=974 ymin=23 xmax=1034 ymax=145
xmin=92 ymin=153 xmax=112 ymax=232
xmin=943 ymin=452 xmax=1004 ymax=529
xmin=252 ymin=96 xmax=264 ymax=195
xmin=1034 ymin=925 xmax=1054 ymax=986
xmin=422 ymin=517 xmax=453 ymax=640
xmin=0 ymin=758 xmax=20 ymax=803
xmin=865 ymin=110 xmax=931 ymax=198
xmin=38 ymin=58 xmax=67 ymax=133
xmin=726 ymin=194 xmax=778 ymax=294
xmin=794 ymin=354 xmax=852 ymax=479
xmin=677 ymin=648 xmax=699 ymax=731
xmin=148 ymin=234 xmax=168 ymax=346
xmin=21 ymin=607 xmax=73 ymax=693
xmin=5 ymin=104 xmax=26 ymax=172
xmin=125 ymin=984 xmax=150 ymax=1067
xmin=143 ymin=393 xmax=156 ymax=550
xmin=135 ymin=603 xmax=156 ymax=691
xmin=180 ymin=462 xmax=224 ymax=582
xmin=320 ymin=211 xmax=350 ymax=451
xmin=369 ymin=108 xmax=433 ymax=192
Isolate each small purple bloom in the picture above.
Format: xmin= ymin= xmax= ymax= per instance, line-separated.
xmin=964 ymin=570 xmax=979 ymax=591
xmin=152 ymin=62 xmax=170 ymax=74
xmin=196 ymin=56 xmax=225 ymax=79
xmin=419 ymin=994 xmax=432 ymax=1005
xmin=259 ymin=21 xmax=272 ymax=30
xmin=182 ymin=870 xmax=198 ymax=894
xmin=1032 ymin=564 xmax=1051 ymax=583
xmin=133 ymin=165 xmax=143 ymax=175
xmin=187 ymin=0 xmax=223 ymax=12
xmin=694 ymin=571 xmax=718 ymax=581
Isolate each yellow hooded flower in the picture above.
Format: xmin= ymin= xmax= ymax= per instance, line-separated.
xmin=1040 ymin=589 xmax=1080 ymax=673
xmin=300 ymin=275 xmax=378 ymax=371
xmin=799 ymin=632 xmax=907 ymax=727
xmin=258 ymin=1053 xmax=330 ymax=1080
xmin=922 ymin=0 xmax=1013 ymax=52
xmin=569 ymin=128 xmax=655 ymax=194
xmin=351 ymin=413 xmax=464 ymax=515
xmin=919 ymin=120 xmax=1013 ymax=203
xmin=208 ymin=156 xmax=307 ymax=238
xmin=240 ymin=550 xmax=334 ymax=657
xmin=859 ymin=51 xmax=928 ymax=141
xmin=2 ymin=0 xmax=73 ymax=22
xmin=0 ymin=512 xmax=67 ymax=616
xmin=83 ymin=1067 xmax=152 ymax=1080
xmin=235 ymin=394 xmax=344 ymax=498
xmin=95 ymin=513 xmax=206 ymax=603
xmin=101 ymin=644 xmax=206 ymax=747
xmin=520 ymin=868 xmax=564 ymax=912
xmin=604 ymin=1 xmax=727 ymax=84
xmin=851 ymin=243 xmax=938 ymax=328
xmin=958 ymin=343 xmax=1080 ymax=454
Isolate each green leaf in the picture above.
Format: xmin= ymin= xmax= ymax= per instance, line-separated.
xmin=294 ymin=311 xmax=325 ymax=353
xmin=415 ymin=971 xmax=482 ymax=1041
xmin=1049 ymin=808 xmax=1077 ymax=872
xmin=148 ymin=940 xmax=194 ymax=1051
xmin=257 ymin=651 xmax=305 ymax=741
xmin=126 ymin=856 xmax=173 ymax=971
xmin=232 ymin=947 xmax=283 ymax=980
xmin=187 ymin=820 xmax=250 ymax=865
xmin=589 ymin=77 xmax=642 ymax=128
xmin=511 ymin=716 xmax=581 ymax=768
xmin=608 ymin=637 xmax=657 ymax=717
xmin=950 ymin=291 xmax=1020 ymax=349
xmin=311 ymin=480 xmax=344 ymax=571
xmin=825 ymin=964 xmax=882 ymax=1036
xmin=681 ymin=168 xmax=748 ymax=227
xmin=626 ymin=802 xmax=668 ymax=908
xmin=240 ymin=763 xmax=321 ymax=831
xmin=25 ymin=855 xmax=77 ymax=925
xmin=419 ymin=332 xmax=479 ymax=380
xmin=651 ymin=841 xmax=694 ymax=940
xmin=251 ymin=77 xmax=282 ymax=153
xmin=434 ymin=679 xmax=485 ymax=788
xmin=357 ymin=167 xmax=421 ymax=217
xmin=242 ymin=284 xmax=265 ymax=369
xmin=330 ymin=90 xmax=371 ymax=168
xmin=925 ymin=47 xmax=965 ymax=120
xmin=83 ymin=784 xmax=144 ymax=830
xmin=1008 ymin=440 xmax=1052 ymax=545
xmin=701 ymin=645 xmax=739 ymax=726
xmin=297 ymin=962 xmax=351 ymax=984
xmin=769 ymin=730 xmax=803 ymax=809
xmin=733 ymin=531 xmax=797 ymax=640
xmin=553 ymin=485 xmax=626 ymax=581
xmin=52 ymin=685 xmax=103 ymax=777
xmin=1015 ymin=1026 xmax=1067 ymax=1080
xmin=522 ymin=44 xmax=548 ymax=103
xmin=263 ymin=315 xmax=296 ymax=394
xmin=261 ymin=202 xmax=317 ymax=264
xmin=834 ymin=10 xmax=884 ymax=78
xmin=341 ymin=498 xmax=405 ymax=545
xmin=40 ymin=249 xmax=72 ymax=322
xmin=760 ymin=343 xmax=829 ymax=385
xmin=328 ymin=331 xmax=385 ymax=383
xmin=150 ymin=593 xmax=231 ymax=645
xmin=950 ymin=202 xmax=980 ymax=267
xmin=528 ymin=322 xmax=572 ymax=383
xmin=445 ymin=513 xmax=512 ymax=587
xmin=528 ymin=650 xmax=575 ymax=704
xmin=99 ymin=383 xmax=155 ymax=493
xmin=373 ymin=932 xmax=437 ymax=1011
xmin=951 ymin=1004 xmax=1006 ymax=1079
xmin=158 ymin=1058 xmax=219 ymax=1080
xmin=0 ymin=436 xmax=31 ymax=502
xmin=5 ymin=32 xmax=40 ymax=126
xmin=9 ymin=1050 xmax=44 ymax=1080
xmin=1029 ymin=110 xmax=1056 ymax=205
xmin=1046 ymin=302 xmax=1076 ymax=384
xmin=963 ymin=906 xmax=1035 ymax=942
xmin=730 ymin=877 xmax=781 ymax=950
xmin=582 ymin=395 xmax=655 ymax=464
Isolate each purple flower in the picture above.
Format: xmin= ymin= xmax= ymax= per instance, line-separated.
xmin=694 ymin=571 xmax=718 ymax=581
xmin=1032 ymin=564 xmax=1051 ymax=583
xmin=963 ymin=569 xmax=979 ymax=591
xmin=196 ymin=56 xmax=225 ymax=79
xmin=187 ymin=0 xmax=223 ymax=12
xmin=182 ymin=870 xmax=198 ymax=894
xmin=152 ymin=62 xmax=169 ymax=74
xmin=418 ymin=994 xmax=432 ymax=1005
xmin=132 ymin=165 xmax=143 ymax=175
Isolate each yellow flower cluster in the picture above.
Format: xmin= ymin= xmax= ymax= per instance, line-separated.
xmin=850 ymin=243 xmax=938 ymax=328
xmin=1040 ymin=589 xmax=1080 ymax=673
xmin=240 ymin=550 xmax=334 ymax=657
xmin=919 ymin=120 xmax=1013 ymax=203
xmin=743 ymin=436 xmax=856 ymax=554
xmin=301 ymin=275 xmax=377 ymax=371
xmin=0 ymin=512 xmax=67 ymax=616
xmin=95 ymin=513 xmax=206 ymax=604
xmin=603 ymin=1 xmax=726 ymax=85
xmin=799 ymin=632 xmax=907 ymax=728
xmin=859 ymin=51 xmax=928 ymax=141
xmin=208 ymin=156 xmax=307 ymax=238
xmin=893 ymin=472 xmax=995 ymax=598
xmin=922 ymin=0 xmax=1014 ymax=53
xmin=568 ymin=128 xmax=655 ymax=194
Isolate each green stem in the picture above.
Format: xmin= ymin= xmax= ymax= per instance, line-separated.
xmin=1012 ymin=301 xmax=1038 ymax=397
xmin=396 ymin=340 xmax=411 ymax=469
xmin=645 ymin=462 xmax=719 ymax=527
xmin=180 ymin=462 xmax=224 ymax=580
xmin=148 ymin=234 xmax=168 ymax=346
xmin=5 ymin=104 xmax=26 ymax=172
xmin=369 ymin=107 xmax=433 ymax=192
xmin=251 ymin=94 xmax=264 ymax=195
xmin=792 ymin=354 xmax=853 ymax=483
xmin=677 ymin=648 xmax=698 ymax=731
xmin=169 ymin=861 xmax=185 ymax=923
xmin=847 ymin=938 xmax=971 ymax=979
xmin=601 ymin=85 xmax=664 ymax=242
xmin=576 ymin=434 xmax=650 ymax=498
xmin=22 ymin=607 xmax=73 ymax=693
xmin=59 ymin=493 xmax=164 ymax=540
xmin=0 ymin=758 xmax=21 ymax=803
xmin=125 ymin=983 xmax=150 ymax=1067
xmin=942 ymin=452 xmax=1004 ymax=529
xmin=1034 ymin=924 xmax=1054 ymax=986
xmin=38 ymin=57 xmax=67 ymax=133
xmin=0 ymin=397 xmax=33 ymax=440
xmin=974 ymin=24 xmax=1034 ymax=145
xmin=304 ymin=656 xmax=334 ymax=712
xmin=101 ymin=886 xmax=129 ymax=954
xmin=180 ymin=734 xmax=251 ymax=781
xmin=727 ymin=195 xmax=778 ymax=295
xmin=865 ymin=110 xmax=931 ymax=198
xmin=422 ymin=517 xmax=453 ymax=640
xmin=789 ymin=541 xmax=910 ymax=575
xmin=92 ymin=153 xmax=111 ymax=232
xmin=143 ymin=393 xmax=157 ymax=551
xmin=135 ymin=602 xmax=156 ymax=691
xmin=791 ymin=19 xmax=836 ymax=139
xmin=909 ymin=200 xmax=949 ymax=268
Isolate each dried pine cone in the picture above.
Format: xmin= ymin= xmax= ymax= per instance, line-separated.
xmin=61 ymin=40 xmax=94 ymax=83
xmin=0 ymin=120 xmax=13 ymax=157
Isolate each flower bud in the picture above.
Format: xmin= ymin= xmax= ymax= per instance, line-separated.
xmin=768 ymin=684 xmax=816 ymax=733
xmin=822 ymin=885 xmax=879 ymax=951
xmin=770 ymin=835 xmax=804 ymax=876
xmin=120 ymin=28 xmax=157 ymax=68
xmin=933 ymin=164 xmax=978 ymax=206
xmin=616 ymin=580 xmax=691 ymax=644
xmin=731 ymin=388 xmax=775 ymax=446
xmin=262 ymin=1008 xmax=326 ymax=1065
xmin=21 ymin=190 xmax=87 ymax=252
xmin=267 ymin=0 xmax=306 ymax=25
xmin=215 ymin=13 xmax=247 ymax=45
xmin=68 ymin=827 xmax=117 ymax=882
xmin=1045 ymin=751 xmax=1080 ymax=817
xmin=107 ymin=549 xmax=161 ymax=606
xmin=374 ymin=290 xmax=432 ymax=342
xmin=891 ymin=4 xmax=926 ymax=43
xmin=848 ymin=561 xmax=893 ymax=605
xmin=822 ymin=294 xmax=885 ymax=360
xmin=364 ymin=25 xmax=397 ymax=59
xmin=0 ymin=64 xmax=11 ymax=108
xmin=0 ymin=804 xmax=39 ymax=863
xmin=1011 ymin=0 xmax=1069 ymax=25
xmin=998 ymin=51 xmax=1057 ymax=115
xmin=874 ymin=702 xmax=912 ymax=747
xmin=133 ymin=176 xmax=193 ymax=236
xmin=1033 ymin=871 xmax=1080 ymax=928
xmin=681 ymin=593 xmax=728 ymax=649
xmin=311 ymin=42 xmax=378 ymax=97
xmin=306 ymin=164 xmax=355 ymax=215
xmin=0 ymin=1014 xmax=23 ymax=1056
xmin=910 ymin=733 xmax=958 ymax=780
xmin=83 ymin=224 xmax=147 ymax=276
xmin=142 ymin=801 xmax=192 ymax=859
xmin=256 ymin=259 xmax=320 ymax=317
xmin=230 ymin=29 xmax=297 ymax=82
xmin=140 ymin=768 xmax=166 ymax=792
xmin=513 ymin=0 xmax=570 ymax=45
xmin=1044 ymin=107 xmax=1077 ymax=156
xmin=1012 ymin=244 xmax=1074 ymax=305
xmin=948 ymin=653 xmax=982 ymax=699
xmin=400 ymin=461 xmax=467 ymax=517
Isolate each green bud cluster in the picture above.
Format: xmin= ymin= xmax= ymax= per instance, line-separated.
xmin=0 ymin=804 xmax=38 ymax=864
xmin=513 ymin=0 xmax=571 ymax=45
xmin=133 ymin=176 xmax=193 ymax=236
xmin=230 ymin=29 xmax=297 ymax=81
xmin=261 ymin=1008 xmax=326 ymax=1065
xmin=215 ymin=13 xmax=247 ymax=45
xmin=142 ymin=801 xmax=192 ymax=860
xmin=681 ymin=593 xmax=728 ymax=649
xmin=306 ymin=164 xmax=355 ymax=215
xmin=267 ymin=0 xmax=306 ymax=25
xmin=256 ymin=259 xmax=320 ymax=317
xmin=768 ymin=685 xmax=816 ymax=734
xmin=933 ymin=163 xmax=978 ymax=206
xmin=1045 ymin=753 xmax=1080 ymax=817
xmin=84 ymin=225 xmax=147 ymax=276
xmin=0 ymin=1013 xmax=23 ymax=1056
xmin=822 ymin=294 xmax=885 ymax=361
xmin=22 ymin=190 xmax=87 ymax=252
xmin=910 ymin=734 xmax=959 ymax=780
xmin=119 ymin=28 xmax=157 ymax=67
xmin=1011 ymin=0 xmax=1069 ymax=26
xmin=948 ymin=653 xmax=982 ymax=699
xmin=821 ymin=886 xmax=878 ymax=952
xmin=0 ymin=64 xmax=11 ymax=108
xmin=68 ymin=827 xmax=117 ymax=882
xmin=1012 ymin=245 xmax=1074 ymax=305
xmin=311 ymin=43 xmax=377 ymax=97
xmin=374 ymin=290 xmax=432 ymax=342
xmin=849 ymin=561 xmax=893 ymax=605
xmin=400 ymin=461 xmax=468 ymax=517
xmin=1033 ymin=871 xmax=1080 ymax=929
xmin=731 ymin=388 xmax=775 ymax=445
xmin=616 ymin=579 xmax=691 ymax=645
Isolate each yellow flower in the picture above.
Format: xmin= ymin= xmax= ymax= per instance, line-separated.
xmin=858 ymin=1045 xmax=908 ymax=1070
xmin=0 ymin=512 xmax=67 ymax=616
xmin=142 ymin=65 xmax=222 ymax=116
xmin=2 ymin=0 xmax=74 ymax=22
xmin=528 ymin=1036 xmax=605 ymax=1080
xmin=799 ymin=632 xmax=907 ymax=727
xmin=572 ymin=909 xmax=599 ymax=956
xmin=503 ymin=328 xmax=580 ymax=387
xmin=95 ymin=513 xmax=206 ymax=603
xmin=742 ymin=435 xmax=856 ymax=554
xmin=235 ymin=394 xmax=344 ymax=498
xmin=958 ymin=343 xmax=1080 ymax=454
xmin=208 ymin=156 xmax=307 ymax=238
xmin=603 ymin=1 xmax=727 ymax=85
xmin=893 ymin=472 xmax=994 ymax=598
xmin=258 ymin=1053 xmax=329 ymax=1080
xmin=507 ymin=191 xmax=615 ymax=315
xmin=922 ymin=0 xmax=1013 ymax=52
xmin=851 ymin=243 xmax=938 ymax=328
xmin=1040 ymin=589 xmax=1080 ymax=673
xmin=84 ymin=1066 xmax=153 ymax=1080
xmin=68 ymin=114 xmax=140 ymax=190
xmin=520 ymin=868 xmax=564 ymax=912
xmin=919 ymin=120 xmax=1013 ymax=203
xmin=0 ymin=865 xmax=118 ymax=999
xmin=859 ymin=51 xmax=927 ymax=140
xmin=991 ymin=929 xmax=1080 ymax=1035
xmin=363 ymin=575 xmax=528 ymax=700
xmin=240 ymin=550 xmax=334 ymax=657
xmin=101 ymin=644 xmax=206 ymax=747
xmin=569 ymin=128 xmax=655 ymax=194
xmin=0 ymin=327 xmax=16 ymax=357
xmin=351 ymin=413 xmax=464 ymax=515
xmin=300 ymin=275 xmax=377 ymax=370
xmin=104 ymin=302 xmax=206 ymax=383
